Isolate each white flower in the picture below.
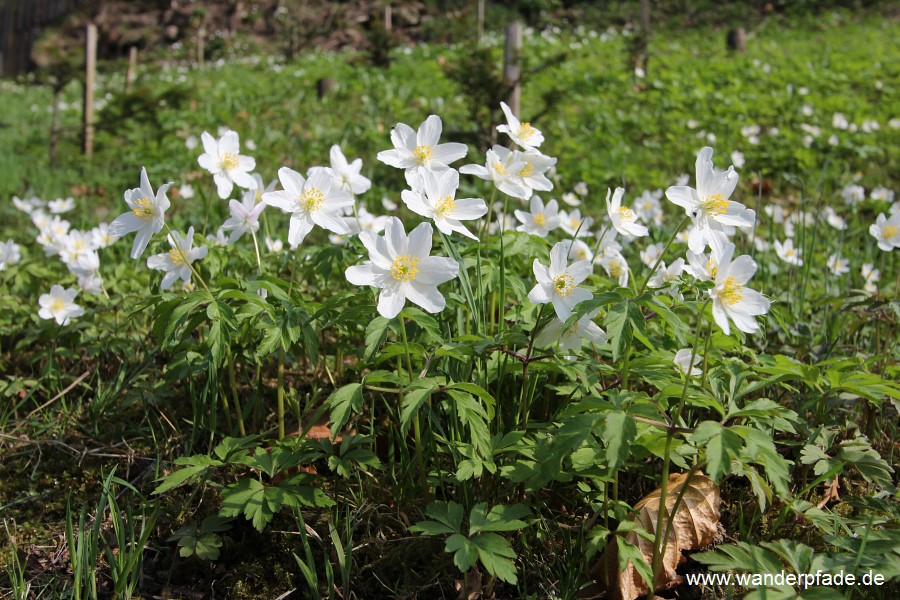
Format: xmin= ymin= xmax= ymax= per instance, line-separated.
xmin=559 ymin=209 xmax=593 ymax=238
xmin=265 ymin=236 xmax=284 ymax=253
xmin=665 ymin=147 xmax=755 ymax=253
xmin=59 ymin=230 xmax=98 ymax=266
xmin=345 ymin=206 xmax=390 ymax=236
xmin=109 ymin=167 xmax=172 ymax=259
xmin=185 ymin=134 xmax=199 ymax=150
xmin=219 ymin=189 xmax=267 ymax=243
xmin=709 ymin=243 xmax=770 ymax=336
xmin=12 ymin=195 xmax=44 ymax=214
xmin=832 ymin=113 xmax=849 ymax=130
xmin=871 ymin=187 xmax=894 ymax=203
xmin=673 ymin=348 xmax=702 ymax=376
xmin=684 ymin=246 xmax=722 ymax=282
xmin=515 ymin=196 xmax=560 ymax=237
xmin=561 ymin=192 xmax=581 ymax=207
xmin=377 ymin=115 xmax=468 ymax=187
xmin=869 ymin=212 xmax=900 ymax=251
xmin=497 ymin=101 xmax=544 ymax=150
xmin=197 ymin=130 xmax=257 ymax=199
xmin=774 ymin=238 xmax=804 ymax=266
xmin=528 ymin=241 xmax=593 ymax=321
xmin=38 ymin=285 xmax=85 ymax=325
xmin=640 ymin=242 xmax=664 ymax=268
xmin=599 ymin=252 xmax=629 ymax=287
xmin=48 ymin=197 xmax=75 ymax=214
xmin=263 ymin=167 xmax=354 ymax=246
xmin=822 ymin=206 xmax=847 ymax=230
xmin=891 ymin=201 xmax=900 ymax=216
xmin=607 ymin=187 xmax=648 ymax=238
xmin=90 ymin=223 xmax=116 ymax=248
xmin=535 ymin=309 xmax=607 ymax=352
xmin=179 ymin=184 xmax=195 ymax=199
xmin=574 ymin=181 xmax=589 ymax=196
xmin=146 ymin=227 xmax=208 ymax=290
xmin=382 ymin=196 xmax=398 ymax=211
xmin=345 ymin=217 xmax=459 ymax=319
xmin=460 ymin=146 xmax=528 ymax=200
xmin=730 ymin=151 xmax=745 ymax=169
xmin=801 ymin=104 xmax=814 ymax=117
xmin=827 ymin=253 xmax=850 ymax=276
xmin=862 ymin=263 xmax=879 ymax=294
xmin=517 ymin=150 xmax=556 ymax=196
xmin=329 ymin=144 xmax=372 ymax=195
xmin=648 ymin=259 xmax=685 ymax=289
xmin=828 ymin=134 xmax=839 ymax=146
xmin=401 ymin=169 xmax=487 ymax=240
xmin=841 ymin=184 xmax=865 ymax=206
xmin=633 ymin=190 xmax=663 ymax=225
xmin=565 ymin=239 xmax=594 ymax=263
xmin=0 ymin=239 xmax=22 ymax=270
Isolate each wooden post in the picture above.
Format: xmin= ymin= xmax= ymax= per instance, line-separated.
xmin=196 ymin=25 xmax=206 ymax=67
xmin=503 ymin=21 xmax=522 ymax=117
xmin=125 ymin=46 xmax=137 ymax=93
xmin=639 ymin=0 xmax=651 ymax=77
xmin=477 ymin=0 xmax=484 ymax=44
xmin=83 ymin=22 xmax=97 ymax=158
xmin=384 ymin=2 xmax=392 ymax=32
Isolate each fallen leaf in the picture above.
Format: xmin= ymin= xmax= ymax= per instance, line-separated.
xmin=816 ymin=477 xmax=841 ymax=509
xmin=592 ymin=472 xmax=721 ymax=600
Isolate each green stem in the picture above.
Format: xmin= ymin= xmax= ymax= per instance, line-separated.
xmin=399 ymin=316 xmax=426 ymax=487
xmin=519 ymin=304 xmax=546 ymax=428
xmin=650 ymin=301 xmax=711 ymax=585
xmin=638 ymin=215 xmax=690 ymax=296
xmin=277 ymin=346 xmax=285 ymax=440
xmin=227 ymin=347 xmax=246 ymax=436
xmin=163 ymin=222 xmax=212 ymax=296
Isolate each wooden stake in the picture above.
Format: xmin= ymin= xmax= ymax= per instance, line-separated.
xmin=503 ymin=21 xmax=522 ymax=116
xmin=384 ymin=2 xmax=392 ymax=32
xmin=125 ymin=46 xmax=137 ymax=93
xmin=477 ymin=0 xmax=484 ymax=44
xmin=197 ymin=25 xmax=206 ymax=67
xmin=83 ymin=22 xmax=97 ymax=158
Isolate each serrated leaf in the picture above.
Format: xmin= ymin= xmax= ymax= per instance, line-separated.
xmin=364 ymin=316 xmax=392 ymax=362
xmin=470 ymin=532 xmax=519 ymax=584
xmin=603 ymin=411 xmax=636 ymax=472
xmin=605 ymin=301 xmax=633 ymax=362
xmin=326 ymin=383 xmax=363 ymax=436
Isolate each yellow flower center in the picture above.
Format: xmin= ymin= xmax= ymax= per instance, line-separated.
xmin=706 ymin=259 xmax=718 ymax=279
xmin=169 ymin=247 xmax=186 ymax=266
xmin=434 ymin=195 xmax=456 ymax=218
xmin=563 ymin=323 xmax=579 ymax=339
xmin=493 ymin=161 xmax=506 ymax=175
xmin=553 ymin=273 xmax=575 ymax=297
xmin=131 ymin=197 xmax=155 ymax=221
xmin=519 ymin=162 xmax=534 ymax=178
xmin=221 ymin=152 xmax=240 ymax=171
xmin=413 ymin=145 xmax=433 ymax=165
xmin=609 ymin=260 xmax=623 ymax=278
xmin=719 ymin=276 xmax=744 ymax=305
xmin=390 ymin=255 xmax=419 ymax=282
xmin=701 ymin=194 xmax=729 ymax=217
xmin=533 ymin=214 xmax=546 ymax=227
xmin=518 ymin=122 xmax=537 ymax=141
xmin=883 ymin=225 xmax=898 ymax=239
xmin=617 ymin=206 xmax=636 ymax=223
xmin=50 ymin=298 xmax=66 ymax=312
xmin=300 ymin=187 xmax=325 ymax=212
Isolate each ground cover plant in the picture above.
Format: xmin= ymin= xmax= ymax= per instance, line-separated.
xmin=1 ymin=5 xmax=899 ymax=599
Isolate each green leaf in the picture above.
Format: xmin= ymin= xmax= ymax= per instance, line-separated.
xmin=605 ymin=301 xmax=633 ymax=362
xmin=326 ymin=383 xmax=363 ymax=436
xmin=400 ymin=382 xmax=437 ymax=436
xmin=603 ymin=411 xmax=636 ymax=472
xmin=364 ymin=316 xmax=392 ymax=362
xmin=469 ymin=503 xmax=530 ymax=534
xmin=445 ymin=533 xmax=478 ymax=573
xmin=470 ymin=532 xmax=519 ymax=584
xmin=153 ymin=458 xmax=221 ymax=495
xmin=178 ymin=532 xmax=223 ymax=561
xmin=219 ymin=478 xmax=284 ymax=532
xmin=693 ymin=421 xmax=742 ymax=482
xmin=422 ymin=500 xmax=464 ymax=532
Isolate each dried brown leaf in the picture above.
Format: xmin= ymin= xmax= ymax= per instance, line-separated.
xmin=592 ymin=472 xmax=721 ymax=600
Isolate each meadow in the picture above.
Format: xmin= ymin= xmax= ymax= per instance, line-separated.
xmin=1 ymin=7 xmax=899 ymax=599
